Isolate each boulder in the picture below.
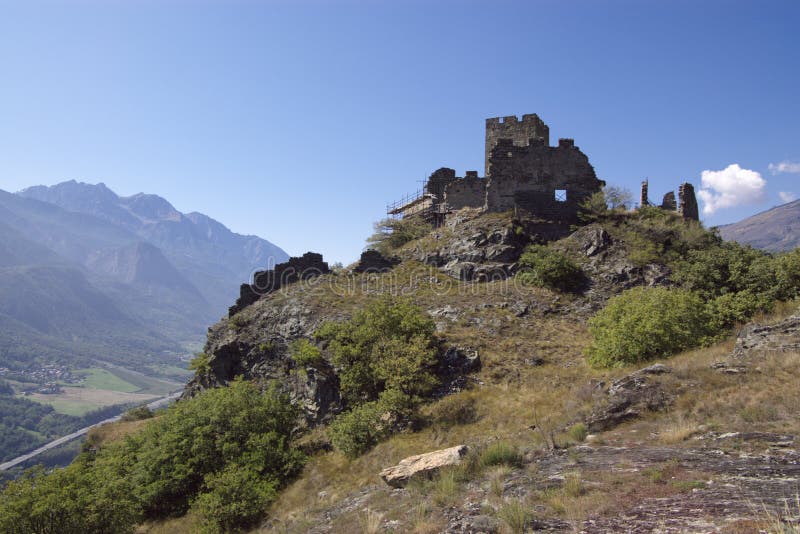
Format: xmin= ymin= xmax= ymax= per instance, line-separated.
xmin=379 ymin=445 xmax=469 ymax=488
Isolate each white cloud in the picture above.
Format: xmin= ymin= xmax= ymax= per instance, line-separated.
xmin=698 ymin=164 xmax=766 ymax=216
xmin=779 ymin=191 xmax=797 ymax=203
xmin=768 ymin=161 xmax=800 ymax=175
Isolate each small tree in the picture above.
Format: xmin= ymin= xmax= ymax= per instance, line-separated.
xmin=604 ymin=185 xmax=633 ymax=211
xmin=365 ymin=217 xmax=431 ymax=255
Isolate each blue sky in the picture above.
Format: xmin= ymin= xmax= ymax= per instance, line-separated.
xmin=1 ymin=0 xmax=798 ymax=264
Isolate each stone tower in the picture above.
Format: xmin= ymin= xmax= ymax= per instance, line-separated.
xmin=678 ymin=183 xmax=699 ymax=221
xmin=640 ymin=180 xmax=649 ymax=207
xmin=485 ymin=114 xmax=550 ymax=175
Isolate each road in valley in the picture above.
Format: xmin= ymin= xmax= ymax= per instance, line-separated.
xmin=0 ymin=392 xmax=181 ymax=471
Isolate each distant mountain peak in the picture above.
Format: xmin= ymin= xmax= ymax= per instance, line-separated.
xmin=15 ymin=181 xmax=289 ymax=310
xmin=719 ymin=200 xmax=800 ymax=252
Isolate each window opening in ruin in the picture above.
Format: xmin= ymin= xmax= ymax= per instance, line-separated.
xmin=555 ymin=189 xmax=567 ymax=202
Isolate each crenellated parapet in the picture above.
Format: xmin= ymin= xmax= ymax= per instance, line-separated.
xmin=485 ymin=114 xmax=550 ymax=175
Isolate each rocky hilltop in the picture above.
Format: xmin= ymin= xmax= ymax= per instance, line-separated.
xmin=176 ymin=204 xmax=800 ymax=533
xmin=186 ymin=209 xmax=671 ymax=423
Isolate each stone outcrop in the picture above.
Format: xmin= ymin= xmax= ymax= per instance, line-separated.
xmin=379 ymin=445 xmax=469 ymax=488
xmin=554 ymin=223 xmax=671 ymax=305
xmin=732 ymin=314 xmax=800 ymax=359
xmin=229 ymin=252 xmax=330 ymax=316
xmin=184 ymin=298 xmax=343 ymax=426
xmin=414 ymin=216 xmax=530 ymax=282
xmin=435 ymin=346 xmax=481 ymax=395
xmin=587 ymin=364 xmax=673 ymax=432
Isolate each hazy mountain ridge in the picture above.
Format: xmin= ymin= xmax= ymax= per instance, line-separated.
xmin=0 ymin=182 xmax=288 ymax=372
xmin=19 ymin=181 xmax=288 ymax=311
xmin=718 ymin=199 xmax=800 ymax=252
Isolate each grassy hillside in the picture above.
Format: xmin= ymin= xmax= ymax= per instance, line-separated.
xmin=2 ymin=206 xmax=799 ymax=533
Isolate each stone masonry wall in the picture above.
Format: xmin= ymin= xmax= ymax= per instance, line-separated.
xmin=484 ymin=137 xmax=604 ymax=222
xmin=678 ymin=183 xmax=699 ymax=221
xmin=444 ymin=174 xmax=486 ymax=210
xmin=229 ymin=252 xmax=330 ymax=316
xmin=485 ymin=114 xmax=550 ymax=175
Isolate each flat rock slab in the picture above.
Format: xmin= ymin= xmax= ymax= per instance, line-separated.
xmin=380 ymin=445 xmax=468 ymax=488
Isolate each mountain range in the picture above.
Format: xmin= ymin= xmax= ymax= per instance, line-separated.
xmin=718 ymin=199 xmax=800 ymax=252
xmin=0 ymin=181 xmax=288 ymax=374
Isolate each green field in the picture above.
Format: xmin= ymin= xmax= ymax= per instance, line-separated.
xmin=146 ymin=363 xmax=193 ymax=379
xmin=26 ymin=366 xmax=182 ymax=416
xmin=74 ymin=368 xmax=140 ymax=393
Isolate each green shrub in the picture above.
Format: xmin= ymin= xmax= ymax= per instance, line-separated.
xmin=775 ymin=249 xmax=800 ymax=300
xmin=705 ymin=290 xmax=774 ymax=333
xmin=578 ymin=190 xmax=609 ymax=223
xmin=517 ymin=245 xmax=584 ymax=292
xmin=316 ymin=297 xmax=438 ymax=405
xmin=608 ymin=206 xmax=718 ymax=266
xmin=586 ymin=287 xmax=712 ymax=367
xmin=289 ymin=339 xmax=324 ymax=368
xmin=192 ymin=466 xmax=278 ymax=533
xmin=0 ymin=463 xmax=140 ymax=534
xmin=568 ymin=422 xmax=588 ymax=443
xmin=129 ymin=379 xmax=304 ymax=517
xmin=672 ymin=242 xmax=779 ymax=300
xmin=365 ymin=217 xmax=431 ymax=255
xmin=228 ymin=314 xmax=247 ymax=331
xmin=480 ymin=441 xmax=521 ymax=468
xmin=328 ymin=389 xmax=414 ymax=457
xmin=189 ymin=352 xmax=211 ymax=374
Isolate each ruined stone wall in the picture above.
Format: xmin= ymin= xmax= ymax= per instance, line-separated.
xmin=485 ymin=114 xmax=550 ymax=175
xmin=484 ymin=137 xmax=604 ymax=222
xmin=661 ymin=192 xmax=676 ymax=211
xmin=444 ymin=173 xmax=486 ymax=210
xmin=229 ymin=252 xmax=330 ymax=316
xmin=425 ymin=168 xmax=458 ymax=201
xmin=678 ymin=183 xmax=699 ymax=221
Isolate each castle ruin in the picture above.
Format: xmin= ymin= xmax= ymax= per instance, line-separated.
xmin=639 ymin=180 xmax=699 ymax=221
xmin=389 ymin=114 xmax=699 ymax=224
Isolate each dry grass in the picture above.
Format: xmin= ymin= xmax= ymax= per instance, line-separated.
xmin=496 ymin=498 xmax=531 ymax=534
xmin=160 ymin=235 xmax=799 ymax=533
xmin=135 ymin=512 xmax=202 ymax=534
xmin=659 ymin=417 xmax=701 ymax=444
xmin=488 ymin=466 xmax=512 ymax=498
xmin=359 ymin=509 xmax=384 ymax=534
xmin=87 ymin=417 xmax=155 ymax=448
xmin=749 ymin=492 xmax=800 ymax=533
